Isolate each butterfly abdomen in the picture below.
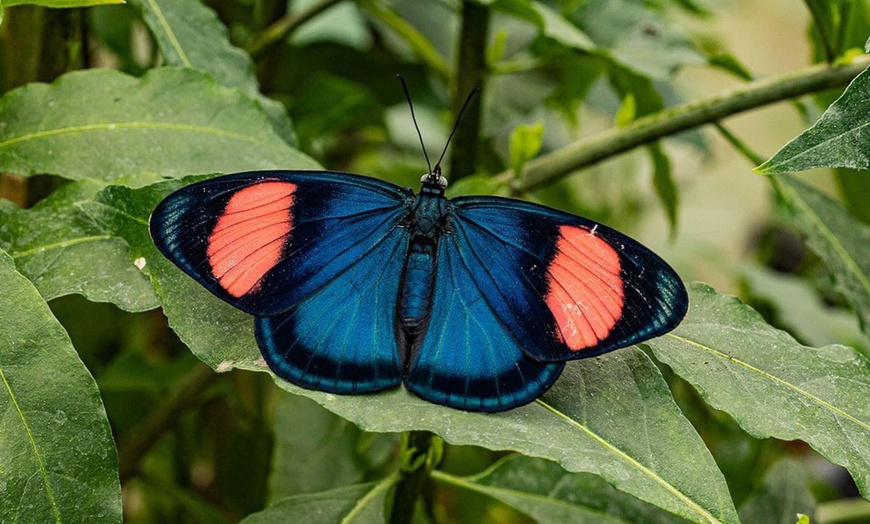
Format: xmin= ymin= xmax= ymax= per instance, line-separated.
xmin=399 ymin=243 xmax=436 ymax=329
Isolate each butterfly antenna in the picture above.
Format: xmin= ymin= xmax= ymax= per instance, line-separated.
xmin=397 ymin=75 xmax=433 ymax=175
xmin=435 ymin=87 xmax=479 ymax=172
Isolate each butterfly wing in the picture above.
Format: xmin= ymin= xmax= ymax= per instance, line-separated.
xmin=403 ymin=220 xmax=565 ymax=412
xmin=150 ymin=170 xmax=414 ymax=316
xmin=443 ymin=196 xmax=688 ymax=363
xmin=150 ymin=170 xmax=414 ymax=393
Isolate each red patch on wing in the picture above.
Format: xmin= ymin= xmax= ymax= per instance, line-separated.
xmin=207 ymin=181 xmax=296 ymax=297
xmin=545 ymin=225 xmax=624 ymax=351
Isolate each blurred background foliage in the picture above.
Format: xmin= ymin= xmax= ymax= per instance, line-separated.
xmin=2 ymin=0 xmax=870 ymax=522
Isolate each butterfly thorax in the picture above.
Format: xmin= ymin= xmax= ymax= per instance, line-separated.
xmin=398 ymin=181 xmax=448 ymax=337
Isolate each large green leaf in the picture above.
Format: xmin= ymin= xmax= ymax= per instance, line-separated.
xmin=3 ymin=0 xmax=121 ymax=7
xmin=432 ymin=455 xmax=687 ymax=523
xmin=484 ymin=0 xmax=596 ymax=51
xmin=74 ymin=177 xmax=739 ymax=523
xmin=0 ymin=248 xmax=121 ymax=523
xmin=570 ymin=0 xmax=704 ymax=79
xmin=241 ymin=479 xmax=396 ymax=524
xmin=0 ymin=68 xmax=317 ymax=181
xmin=0 ymin=181 xmax=158 ymax=312
xmin=130 ymin=0 xmax=296 ymax=143
xmin=738 ymin=459 xmax=816 ymax=524
xmin=773 ymin=174 xmax=870 ymax=336
xmin=757 ymin=64 xmax=870 ymax=173
xmin=647 ymin=283 xmax=870 ymax=499
xmin=737 ymin=264 xmax=869 ymax=356
xmin=268 ymin=392 xmax=397 ymax=501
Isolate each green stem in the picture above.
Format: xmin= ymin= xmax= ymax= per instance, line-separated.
xmin=389 ymin=430 xmax=443 ymax=524
xmin=117 ymin=363 xmax=220 ymax=483
xmin=245 ymin=0 xmax=345 ymax=59
xmin=713 ymin=122 xmax=766 ymax=166
xmin=448 ymin=1 xmax=490 ymax=181
xmin=498 ymin=55 xmax=870 ymax=193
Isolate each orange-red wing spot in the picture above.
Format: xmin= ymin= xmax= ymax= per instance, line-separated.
xmin=545 ymin=225 xmax=624 ymax=351
xmin=207 ymin=181 xmax=296 ymax=297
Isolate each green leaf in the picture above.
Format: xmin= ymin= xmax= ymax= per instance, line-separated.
xmin=269 ymin=392 xmax=397 ymax=501
xmin=708 ymin=53 xmax=754 ymax=81
xmin=70 ymin=178 xmax=738 ymax=522
xmin=737 ymin=264 xmax=869 ymax=356
xmin=649 ymin=143 xmax=679 ymax=235
xmin=804 ymin=0 xmax=841 ymax=61
xmin=130 ymin=0 xmax=296 ymax=143
xmin=509 ymin=122 xmax=544 ymax=177
xmin=433 ymin=455 xmax=687 ymax=523
xmin=4 ymin=0 xmax=121 ymax=7
xmin=0 ymin=68 xmax=317 ymax=182
xmin=485 ymin=0 xmax=596 ymax=51
xmin=614 ymin=94 xmax=637 ymax=127
xmin=571 ymin=0 xmax=704 ymax=79
xmin=738 ymin=459 xmax=816 ymax=524
xmin=0 ymin=181 xmax=158 ymax=312
xmin=835 ymin=168 xmax=870 ymax=225
xmin=242 ymin=479 xmax=397 ymax=524
xmin=772 ymin=174 xmax=870 ymax=336
xmin=0 ymin=248 xmax=121 ymax=523
xmin=757 ymin=64 xmax=870 ymax=173
xmin=646 ymin=283 xmax=870 ymax=498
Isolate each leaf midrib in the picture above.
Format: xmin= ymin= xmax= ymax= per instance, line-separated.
xmin=666 ymin=333 xmax=870 ymax=433
xmin=144 ymin=0 xmax=192 ymax=67
xmin=534 ymin=399 xmax=723 ymax=524
xmin=0 ymin=360 xmax=62 ymax=523
xmin=0 ymin=122 xmax=286 ymax=151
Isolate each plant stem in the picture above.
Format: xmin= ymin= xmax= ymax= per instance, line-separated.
xmin=389 ymin=430 xmax=442 ymax=524
xmin=245 ymin=0 xmax=345 ymax=59
xmin=448 ymin=1 xmax=489 ymax=181
xmin=713 ymin=122 xmax=766 ymax=166
xmin=117 ymin=363 xmax=220 ymax=483
xmin=497 ymin=55 xmax=870 ymax=193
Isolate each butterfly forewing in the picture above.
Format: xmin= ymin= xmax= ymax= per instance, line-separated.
xmin=448 ymin=197 xmax=689 ymax=363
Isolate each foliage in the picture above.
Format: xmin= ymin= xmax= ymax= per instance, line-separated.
xmin=1 ymin=0 xmax=870 ymax=522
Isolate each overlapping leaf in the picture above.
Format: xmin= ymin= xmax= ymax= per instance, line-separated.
xmin=241 ymin=479 xmax=396 ymax=524
xmin=268 ymin=393 xmax=397 ymax=501
xmin=0 ymin=68 xmax=317 ymax=181
xmin=0 ymin=181 xmax=158 ymax=312
xmin=432 ymin=455 xmax=687 ymax=523
xmin=130 ymin=0 xmax=296 ymax=143
xmin=757 ymin=63 xmax=870 ymax=173
xmin=0 ymin=248 xmax=121 ymax=523
xmin=738 ymin=459 xmax=816 ymax=523
xmin=773 ymin=174 xmax=870 ymax=336
xmin=66 ymin=180 xmax=743 ymax=523
xmin=647 ymin=283 xmax=870 ymax=498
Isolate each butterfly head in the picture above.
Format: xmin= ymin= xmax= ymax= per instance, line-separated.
xmin=420 ymin=166 xmax=448 ymax=188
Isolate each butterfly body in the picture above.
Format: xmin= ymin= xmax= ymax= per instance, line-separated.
xmin=150 ymin=170 xmax=688 ymax=412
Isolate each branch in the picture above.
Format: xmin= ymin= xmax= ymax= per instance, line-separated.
xmin=117 ymin=363 xmax=221 ymax=483
xmin=245 ymin=0 xmax=345 ymax=59
xmin=500 ymin=55 xmax=870 ymax=193
xmin=448 ymin=1 xmax=490 ymax=181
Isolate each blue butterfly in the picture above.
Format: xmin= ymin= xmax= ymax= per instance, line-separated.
xmin=150 ymin=80 xmax=686 ymax=412
xmin=149 ymin=165 xmax=687 ymax=412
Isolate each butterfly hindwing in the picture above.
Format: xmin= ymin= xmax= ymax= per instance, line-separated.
xmin=404 ymin=227 xmax=565 ymax=412
xmin=150 ymin=170 xmax=414 ymax=393
xmin=448 ymin=196 xmax=688 ymax=362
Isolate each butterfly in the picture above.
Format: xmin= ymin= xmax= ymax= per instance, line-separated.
xmin=150 ymin=79 xmax=687 ymax=412
xmin=149 ymin=165 xmax=688 ymax=412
